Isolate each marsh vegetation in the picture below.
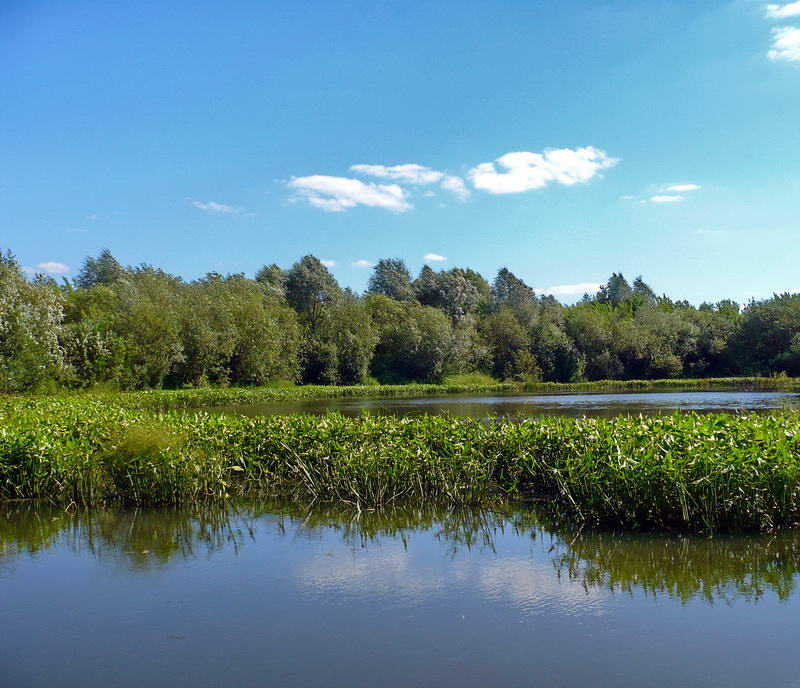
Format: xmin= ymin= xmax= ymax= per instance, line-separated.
xmin=3 ymin=386 xmax=800 ymax=531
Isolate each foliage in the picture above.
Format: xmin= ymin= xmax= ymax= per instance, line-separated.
xmin=4 ymin=391 xmax=800 ymax=531
xmin=5 ymin=247 xmax=800 ymax=391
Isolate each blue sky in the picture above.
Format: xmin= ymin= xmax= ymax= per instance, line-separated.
xmin=2 ymin=0 xmax=799 ymax=303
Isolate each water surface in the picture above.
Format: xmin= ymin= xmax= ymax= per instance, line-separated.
xmin=3 ymin=501 xmax=800 ymax=687
xmin=213 ymin=389 xmax=800 ymax=420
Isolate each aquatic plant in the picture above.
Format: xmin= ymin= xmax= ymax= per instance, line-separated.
xmin=3 ymin=391 xmax=800 ymax=530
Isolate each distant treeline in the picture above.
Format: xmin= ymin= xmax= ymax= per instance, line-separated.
xmin=2 ymin=248 xmax=799 ymax=392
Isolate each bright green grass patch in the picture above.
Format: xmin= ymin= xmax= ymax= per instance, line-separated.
xmin=442 ymin=373 xmax=501 ymax=386
xmin=2 ymin=393 xmax=800 ymax=531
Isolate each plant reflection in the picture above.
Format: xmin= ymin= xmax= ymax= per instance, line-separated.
xmin=3 ymin=500 xmax=800 ymax=602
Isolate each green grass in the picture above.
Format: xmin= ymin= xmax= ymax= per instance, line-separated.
xmin=3 ymin=389 xmax=800 ymax=531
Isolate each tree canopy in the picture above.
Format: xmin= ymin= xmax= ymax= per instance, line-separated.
xmin=0 ymin=248 xmax=793 ymax=391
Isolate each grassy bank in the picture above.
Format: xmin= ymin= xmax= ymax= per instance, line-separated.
xmin=38 ymin=374 xmax=800 ymax=412
xmin=2 ymin=391 xmax=800 ymax=530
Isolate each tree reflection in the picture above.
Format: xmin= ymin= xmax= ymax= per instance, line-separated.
xmin=3 ymin=500 xmax=800 ymax=602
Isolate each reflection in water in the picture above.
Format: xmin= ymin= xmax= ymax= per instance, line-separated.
xmin=4 ymin=500 xmax=800 ymax=688
xmin=3 ymin=500 xmax=800 ymax=603
xmin=211 ymin=389 xmax=800 ymax=420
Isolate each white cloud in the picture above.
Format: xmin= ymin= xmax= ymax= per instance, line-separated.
xmin=766 ymin=2 xmax=800 ymax=19
xmin=320 ymin=259 xmax=337 ymax=267
xmin=38 ymin=261 xmax=71 ymax=274
xmin=289 ymin=175 xmax=411 ymax=213
xmin=423 ymin=253 xmax=447 ymax=262
xmin=768 ymin=26 xmax=800 ymax=61
xmin=650 ymin=194 xmax=684 ymax=203
xmin=23 ymin=262 xmax=71 ymax=275
xmin=350 ymin=163 xmax=444 ymax=184
xmin=469 ymin=146 xmax=618 ymax=195
xmin=441 ymin=175 xmax=470 ymax=200
xmin=352 ymin=259 xmax=375 ymax=268
xmin=535 ymin=282 xmax=601 ymax=297
xmin=190 ymin=199 xmax=244 ymax=214
xmin=86 ymin=214 xmax=97 ymax=220
xmin=662 ymin=183 xmax=701 ymax=192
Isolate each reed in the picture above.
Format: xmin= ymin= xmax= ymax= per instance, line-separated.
xmin=2 ymin=392 xmax=800 ymax=530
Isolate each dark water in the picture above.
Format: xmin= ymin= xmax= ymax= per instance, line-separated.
xmin=3 ymin=502 xmax=800 ymax=688
xmin=213 ymin=390 xmax=800 ymax=420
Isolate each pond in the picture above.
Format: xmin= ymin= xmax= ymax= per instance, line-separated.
xmin=3 ymin=501 xmax=800 ymax=687
xmin=212 ymin=389 xmax=800 ymax=419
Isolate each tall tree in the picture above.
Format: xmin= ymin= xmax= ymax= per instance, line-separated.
xmin=284 ymin=255 xmax=341 ymax=326
xmin=596 ymin=273 xmax=632 ymax=308
xmin=367 ymin=258 xmax=415 ymax=301
xmin=75 ymin=248 xmax=127 ymax=289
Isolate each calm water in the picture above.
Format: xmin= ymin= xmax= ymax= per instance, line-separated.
xmin=214 ymin=389 xmax=800 ymax=420
xmin=3 ymin=501 xmax=800 ymax=688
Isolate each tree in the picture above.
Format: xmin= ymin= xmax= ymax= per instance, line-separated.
xmin=173 ymin=274 xmax=300 ymax=386
xmin=367 ymin=294 xmax=454 ymax=383
xmin=596 ymin=273 xmax=632 ymax=308
xmin=61 ymin=284 xmax=124 ymax=388
xmin=632 ymin=275 xmax=657 ymax=303
xmin=255 ymin=263 xmax=287 ymax=298
xmin=75 ymin=248 xmax=126 ymax=289
xmin=0 ymin=250 xmax=66 ymax=391
xmin=482 ymin=308 xmax=539 ymax=381
xmin=491 ymin=268 xmax=536 ymax=312
xmin=284 ymin=255 xmax=340 ymax=326
xmin=415 ymin=267 xmax=481 ymax=322
xmin=114 ymin=267 xmax=185 ymax=388
xmin=367 ymin=258 xmax=415 ymax=301
xmin=734 ymin=294 xmax=800 ymax=375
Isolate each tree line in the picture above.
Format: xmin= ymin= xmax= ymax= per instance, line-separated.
xmin=2 ymin=248 xmax=799 ymax=392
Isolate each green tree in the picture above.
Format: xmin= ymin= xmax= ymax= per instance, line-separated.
xmin=0 ymin=251 xmax=65 ymax=391
xmin=285 ymin=255 xmax=341 ymax=326
xmin=482 ymin=308 xmax=539 ymax=381
xmin=367 ymin=258 xmax=415 ymax=301
xmin=75 ymin=248 xmax=127 ymax=289
xmin=367 ymin=294 xmax=454 ymax=383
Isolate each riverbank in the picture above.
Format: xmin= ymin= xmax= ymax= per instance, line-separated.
xmin=2 ymin=389 xmax=800 ymax=531
xmin=22 ymin=375 xmax=800 ymax=412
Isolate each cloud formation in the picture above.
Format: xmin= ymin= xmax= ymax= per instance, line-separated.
xmin=23 ymin=261 xmax=71 ymax=275
xmin=423 ymin=253 xmax=446 ymax=262
xmin=663 ymin=183 xmax=701 ymax=192
xmin=441 ymin=175 xmax=470 ymax=200
xmin=352 ymin=259 xmax=375 ymax=268
xmin=293 ymin=146 xmax=616 ymax=211
xmin=469 ymin=147 xmax=618 ymax=194
xmin=766 ymin=2 xmax=800 ymax=19
xmin=768 ymin=26 xmax=800 ymax=61
xmin=350 ymin=163 xmax=444 ymax=184
xmin=190 ymin=200 xmax=243 ymax=213
xmin=320 ymin=259 xmax=336 ymax=267
xmin=650 ymin=195 xmax=684 ymax=203
xmin=352 ymin=164 xmax=471 ymax=201
xmin=289 ymin=175 xmax=411 ymax=213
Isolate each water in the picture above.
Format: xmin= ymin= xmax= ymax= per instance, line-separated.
xmin=213 ymin=389 xmax=800 ymax=420
xmin=3 ymin=501 xmax=800 ymax=687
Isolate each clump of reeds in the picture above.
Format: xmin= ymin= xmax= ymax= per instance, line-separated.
xmin=3 ymin=393 xmax=800 ymax=531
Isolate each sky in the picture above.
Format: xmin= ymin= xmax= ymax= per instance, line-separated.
xmin=2 ymin=0 xmax=799 ymax=304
